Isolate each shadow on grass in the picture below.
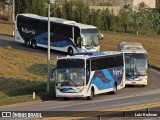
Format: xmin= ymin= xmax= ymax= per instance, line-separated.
xmin=0 ymin=77 xmax=56 ymax=103
xmin=27 ymin=63 xmax=56 ymax=76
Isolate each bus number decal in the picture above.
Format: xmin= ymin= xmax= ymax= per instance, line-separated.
xmin=22 ymin=27 xmax=35 ymax=35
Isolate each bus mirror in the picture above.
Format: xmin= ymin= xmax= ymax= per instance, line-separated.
xmin=86 ymin=70 xmax=90 ymax=78
xmin=98 ymin=33 xmax=103 ymax=40
xmin=51 ymin=68 xmax=56 ymax=79
xmin=77 ymin=37 xmax=81 ymax=47
xmin=51 ymin=73 xmax=55 ymax=79
xmin=80 ymin=35 xmax=83 ymax=40
xmin=77 ymin=36 xmax=83 ymax=48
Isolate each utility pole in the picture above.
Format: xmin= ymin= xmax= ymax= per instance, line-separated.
xmin=47 ymin=0 xmax=51 ymax=93
xmin=46 ymin=0 xmax=61 ymax=93
xmin=12 ymin=0 xmax=15 ymax=22
xmin=12 ymin=0 xmax=15 ymax=36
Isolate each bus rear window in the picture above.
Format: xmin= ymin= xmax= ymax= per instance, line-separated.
xmin=57 ymin=59 xmax=85 ymax=68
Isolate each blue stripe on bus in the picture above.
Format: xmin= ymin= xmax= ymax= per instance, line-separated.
xmin=33 ymin=32 xmax=53 ymax=45
xmin=88 ymin=67 xmax=123 ymax=91
xmin=61 ymin=88 xmax=74 ymax=93
xmin=88 ymin=70 xmax=113 ymax=91
xmin=86 ymin=47 xmax=93 ymax=50
xmin=108 ymin=67 xmax=124 ymax=85
xmin=32 ymin=32 xmax=79 ymax=52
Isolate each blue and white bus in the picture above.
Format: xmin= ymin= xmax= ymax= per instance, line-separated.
xmin=15 ymin=14 xmax=103 ymax=55
xmin=118 ymin=42 xmax=148 ymax=86
xmin=52 ymin=52 xmax=125 ymax=100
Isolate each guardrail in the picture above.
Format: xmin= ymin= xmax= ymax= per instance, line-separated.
xmin=44 ymin=101 xmax=160 ymax=120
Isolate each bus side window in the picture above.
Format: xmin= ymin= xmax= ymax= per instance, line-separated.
xmin=108 ymin=57 xmax=116 ymax=68
xmin=74 ymin=27 xmax=80 ymax=48
xmin=86 ymin=60 xmax=90 ymax=85
xmin=116 ymin=56 xmax=123 ymax=67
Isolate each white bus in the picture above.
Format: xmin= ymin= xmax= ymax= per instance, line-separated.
xmin=52 ymin=51 xmax=125 ymax=100
xmin=15 ymin=14 xmax=103 ymax=55
xmin=118 ymin=42 xmax=148 ymax=86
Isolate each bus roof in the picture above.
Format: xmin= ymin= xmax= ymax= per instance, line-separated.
xmin=118 ymin=42 xmax=144 ymax=50
xmin=118 ymin=42 xmax=147 ymax=53
xmin=17 ymin=14 xmax=97 ymax=29
xmin=121 ymin=49 xmax=147 ymax=54
xmin=58 ymin=51 xmax=123 ymax=60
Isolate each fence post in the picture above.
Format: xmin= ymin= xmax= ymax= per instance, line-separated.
xmin=98 ymin=115 xmax=101 ymax=120
xmin=123 ymin=112 xmax=126 ymax=117
xmin=146 ymin=108 xmax=149 ymax=113
xmin=33 ymin=92 xmax=35 ymax=99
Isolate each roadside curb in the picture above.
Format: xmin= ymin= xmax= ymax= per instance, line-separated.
xmin=45 ymin=101 xmax=160 ymax=120
xmin=0 ymin=100 xmax=42 ymax=109
xmin=0 ymin=33 xmax=14 ymax=37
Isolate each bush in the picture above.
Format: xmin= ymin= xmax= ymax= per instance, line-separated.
xmin=0 ymin=13 xmax=12 ymax=21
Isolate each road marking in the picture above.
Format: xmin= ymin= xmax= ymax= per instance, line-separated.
xmin=39 ymin=89 xmax=160 ymax=111
xmin=150 ymin=68 xmax=160 ymax=75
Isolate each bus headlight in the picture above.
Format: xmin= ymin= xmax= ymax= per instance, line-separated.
xmin=82 ymin=48 xmax=87 ymax=52
xmin=78 ymin=87 xmax=85 ymax=92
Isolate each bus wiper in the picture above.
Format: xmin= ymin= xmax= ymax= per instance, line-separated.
xmin=135 ymin=67 xmax=146 ymax=76
xmin=61 ymin=77 xmax=68 ymax=86
xmin=69 ymin=79 xmax=77 ymax=87
xmin=61 ymin=78 xmax=77 ymax=87
xmin=91 ymin=40 xmax=98 ymax=46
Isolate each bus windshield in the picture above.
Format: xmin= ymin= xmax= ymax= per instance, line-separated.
xmin=56 ymin=59 xmax=85 ymax=87
xmin=125 ymin=53 xmax=147 ymax=77
xmin=56 ymin=69 xmax=85 ymax=87
xmin=81 ymin=29 xmax=99 ymax=47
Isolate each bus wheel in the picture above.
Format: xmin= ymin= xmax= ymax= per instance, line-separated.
xmin=87 ymin=88 xmax=94 ymax=100
xmin=111 ymin=83 xmax=117 ymax=95
xmin=68 ymin=47 xmax=73 ymax=56
xmin=31 ymin=40 xmax=37 ymax=48
xmin=63 ymin=97 xmax=70 ymax=100
xmin=25 ymin=40 xmax=30 ymax=47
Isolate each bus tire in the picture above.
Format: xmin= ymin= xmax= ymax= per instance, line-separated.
xmin=87 ymin=88 xmax=94 ymax=100
xmin=31 ymin=40 xmax=37 ymax=48
xmin=63 ymin=97 xmax=70 ymax=100
xmin=111 ymin=83 xmax=117 ymax=95
xmin=25 ymin=40 xmax=31 ymax=47
xmin=68 ymin=47 xmax=73 ymax=56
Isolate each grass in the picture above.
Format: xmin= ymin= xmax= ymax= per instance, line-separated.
xmin=0 ymin=46 xmax=56 ymax=106
xmin=0 ymin=23 xmax=14 ymax=36
xmin=100 ymin=32 xmax=160 ymax=68
xmin=0 ymin=24 xmax=160 ymax=106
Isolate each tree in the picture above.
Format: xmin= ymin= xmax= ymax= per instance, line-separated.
xmin=73 ymin=0 xmax=89 ymax=23
xmin=15 ymin=0 xmax=46 ymax=16
xmin=130 ymin=12 xmax=143 ymax=35
xmin=149 ymin=12 xmax=160 ymax=35
xmin=15 ymin=0 xmax=26 ymax=14
xmin=61 ymin=0 xmax=73 ymax=20
xmin=136 ymin=2 xmax=148 ymax=13
xmin=157 ymin=0 xmax=160 ymax=13
xmin=100 ymin=8 xmax=111 ymax=31
xmin=88 ymin=9 xmax=101 ymax=28
xmin=119 ymin=9 xmax=130 ymax=32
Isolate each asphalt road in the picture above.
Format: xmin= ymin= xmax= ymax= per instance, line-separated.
xmin=0 ymin=70 xmax=159 ymax=111
xmin=0 ymin=35 xmax=160 ymax=119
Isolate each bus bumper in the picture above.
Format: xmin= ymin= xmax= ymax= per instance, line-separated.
xmin=125 ymin=76 xmax=148 ymax=85
xmin=55 ymin=88 xmax=88 ymax=98
xmin=125 ymin=80 xmax=147 ymax=85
